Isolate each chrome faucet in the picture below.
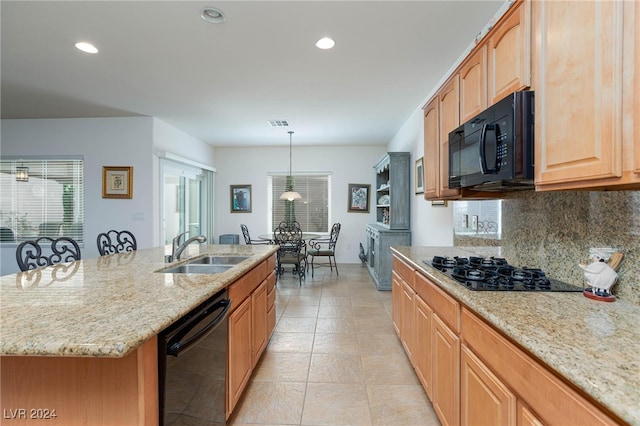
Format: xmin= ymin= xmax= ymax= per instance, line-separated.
xmin=169 ymin=231 xmax=207 ymax=262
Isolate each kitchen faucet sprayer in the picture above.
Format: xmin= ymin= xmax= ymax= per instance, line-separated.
xmin=167 ymin=232 xmax=207 ymax=262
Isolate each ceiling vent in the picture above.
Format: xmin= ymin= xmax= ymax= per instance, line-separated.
xmin=268 ymin=120 xmax=289 ymax=127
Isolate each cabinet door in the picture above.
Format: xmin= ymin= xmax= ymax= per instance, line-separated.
xmin=414 ymin=295 xmax=433 ymax=400
xmin=461 ymin=345 xmax=516 ymax=426
xmin=252 ymin=279 xmax=268 ymax=365
xmin=423 ymin=97 xmax=439 ymax=200
xmin=432 ymin=314 xmax=460 ymax=426
xmin=534 ymin=0 xmax=624 ymax=187
xmin=488 ymin=1 xmax=530 ymax=104
xmin=438 ymin=77 xmax=461 ymax=199
xmin=400 ymin=280 xmax=415 ymax=362
xmin=517 ymin=401 xmax=544 ymax=426
xmin=459 ymin=45 xmax=487 ymax=123
xmin=227 ymin=296 xmax=253 ymax=416
xmin=391 ymin=271 xmax=402 ymax=336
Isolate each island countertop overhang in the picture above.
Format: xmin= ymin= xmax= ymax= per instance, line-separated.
xmin=0 ymin=244 xmax=278 ymax=358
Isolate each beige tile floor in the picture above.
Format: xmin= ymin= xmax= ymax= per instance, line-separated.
xmin=228 ymin=263 xmax=440 ymax=426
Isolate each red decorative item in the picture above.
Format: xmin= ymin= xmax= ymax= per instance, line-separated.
xmin=583 ymin=289 xmax=616 ymax=302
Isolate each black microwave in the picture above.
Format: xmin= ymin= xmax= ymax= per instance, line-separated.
xmin=448 ymin=90 xmax=534 ymax=191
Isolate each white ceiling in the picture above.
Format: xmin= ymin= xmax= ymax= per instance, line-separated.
xmin=1 ymin=1 xmax=504 ymax=147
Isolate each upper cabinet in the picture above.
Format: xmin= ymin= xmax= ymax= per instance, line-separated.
xmin=423 ymin=98 xmax=439 ymax=200
xmin=438 ymin=77 xmax=462 ymax=200
xmin=423 ymin=0 xmax=530 ymax=201
xmin=487 ymin=1 xmax=531 ymax=104
xmin=533 ymin=0 xmax=640 ymax=190
xmin=459 ymin=45 xmax=487 ymax=124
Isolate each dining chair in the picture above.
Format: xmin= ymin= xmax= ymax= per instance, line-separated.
xmin=241 ymin=224 xmax=271 ymax=245
xmin=16 ymin=236 xmax=81 ymax=271
xmin=272 ymin=221 xmax=306 ymax=285
xmin=307 ymin=223 xmax=341 ymax=277
xmin=97 ymin=229 xmax=137 ymax=255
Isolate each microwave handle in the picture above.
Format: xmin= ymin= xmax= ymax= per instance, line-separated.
xmin=479 ymin=124 xmax=499 ymax=174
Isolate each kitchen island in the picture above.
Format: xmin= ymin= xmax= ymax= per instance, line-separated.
xmin=392 ymin=246 xmax=640 ymax=426
xmin=0 ymin=244 xmax=278 ymax=425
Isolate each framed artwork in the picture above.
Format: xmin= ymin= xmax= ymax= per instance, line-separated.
xmin=230 ymin=184 xmax=252 ymax=213
xmin=347 ymin=183 xmax=370 ymax=213
xmin=415 ymin=157 xmax=424 ymax=194
xmin=102 ymin=166 xmax=133 ymax=199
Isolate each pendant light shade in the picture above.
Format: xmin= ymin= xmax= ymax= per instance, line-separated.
xmin=280 ymin=131 xmax=302 ymax=201
xmin=16 ymin=165 xmax=29 ymax=182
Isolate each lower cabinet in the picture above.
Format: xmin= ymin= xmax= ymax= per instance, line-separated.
xmin=432 ymin=314 xmax=460 ymax=426
xmin=461 ymin=345 xmax=516 ymax=425
xmin=391 ymin=253 xmax=619 ymax=426
xmin=227 ymin=255 xmax=277 ymax=419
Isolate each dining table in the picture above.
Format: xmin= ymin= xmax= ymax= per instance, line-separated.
xmin=258 ymin=233 xmax=321 ymax=242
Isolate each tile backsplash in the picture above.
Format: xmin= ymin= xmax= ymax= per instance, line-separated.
xmin=454 ymin=191 xmax=639 ymax=305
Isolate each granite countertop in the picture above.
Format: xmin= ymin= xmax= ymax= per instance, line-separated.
xmin=0 ymin=244 xmax=278 ymax=358
xmin=392 ymin=246 xmax=640 ymax=426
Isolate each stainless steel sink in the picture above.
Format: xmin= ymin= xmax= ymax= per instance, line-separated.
xmin=187 ymin=255 xmax=250 ymax=265
xmin=159 ymin=264 xmax=234 ymax=274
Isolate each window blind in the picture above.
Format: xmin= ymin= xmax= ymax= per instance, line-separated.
xmin=268 ymin=174 xmax=331 ymax=233
xmin=0 ymin=158 xmax=84 ymax=243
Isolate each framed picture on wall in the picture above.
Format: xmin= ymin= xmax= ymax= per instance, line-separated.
xmin=102 ymin=166 xmax=133 ymax=199
xmin=415 ymin=157 xmax=424 ymax=194
xmin=230 ymin=184 xmax=252 ymax=213
xmin=347 ymin=183 xmax=370 ymax=213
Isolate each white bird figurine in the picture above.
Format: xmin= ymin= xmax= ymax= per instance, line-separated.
xmin=579 ymin=260 xmax=618 ymax=297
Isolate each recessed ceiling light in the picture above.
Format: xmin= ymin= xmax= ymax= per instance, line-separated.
xmin=201 ymin=7 xmax=225 ymax=24
xmin=315 ymin=37 xmax=335 ymax=50
xmin=75 ymin=42 xmax=98 ymax=54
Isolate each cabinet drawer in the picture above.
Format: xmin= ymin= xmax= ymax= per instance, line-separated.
xmin=392 ymin=255 xmax=415 ymax=288
xmin=228 ymin=260 xmax=267 ymax=311
xmin=415 ymin=272 xmax=460 ymax=333
xmin=461 ymin=308 xmax=616 ymax=425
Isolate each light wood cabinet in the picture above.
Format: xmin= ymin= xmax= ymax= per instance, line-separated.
xmin=227 ymin=255 xmax=276 ymax=418
xmin=459 ymin=45 xmax=487 ymax=124
xmin=461 ymin=307 xmax=617 ymax=425
xmin=422 ymin=0 xmax=532 ymax=201
xmin=437 ymin=77 xmax=462 ymax=200
xmin=423 ymin=97 xmax=439 ymax=200
xmin=532 ymin=0 xmax=640 ymax=190
xmin=0 ymin=337 xmax=159 ymax=426
xmin=251 ymin=278 xmax=268 ymax=364
xmin=413 ymin=294 xmax=433 ymax=400
xmin=391 ymin=253 xmax=620 ymax=426
xmin=461 ymin=344 xmax=516 ymax=426
xmin=432 ymin=314 xmax=460 ymax=426
xmin=400 ymin=279 xmax=415 ymax=362
xmin=487 ymin=0 xmax=531 ymax=104
xmin=391 ymin=271 xmax=402 ymax=335
xmin=227 ymin=296 xmax=253 ymax=415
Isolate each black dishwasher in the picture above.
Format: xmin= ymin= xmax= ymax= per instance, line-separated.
xmin=158 ymin=288 xmax=231 ymax=426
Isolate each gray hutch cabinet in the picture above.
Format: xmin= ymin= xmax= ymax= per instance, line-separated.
xmin=366 ymin=152 xmax=411 ymax=290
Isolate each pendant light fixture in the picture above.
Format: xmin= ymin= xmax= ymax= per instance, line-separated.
xmin=15 ymin=164 xmax=29 ymax=182
xmin=280 ymin=131 xmax=302 ymax=201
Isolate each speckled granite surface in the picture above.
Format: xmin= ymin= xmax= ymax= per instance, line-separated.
xmin=0 ymin=244 xmax=278 ymax=358
xmin=454 ymin=190 xmax=640 ymax=305
xmin=392 ymin=246 xmax=640 ymax=426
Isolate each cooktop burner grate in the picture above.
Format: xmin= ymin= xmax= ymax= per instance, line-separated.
xmin=427 ymin=256 xmax=584 ymax=292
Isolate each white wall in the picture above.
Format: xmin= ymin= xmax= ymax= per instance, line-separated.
xmin=1 ymin=117 xmax=215 ymax=276
xmin=213 ymin=145 xmax=387 ymax=263
xmin=388 ymin=108 xmax=454 ymax=247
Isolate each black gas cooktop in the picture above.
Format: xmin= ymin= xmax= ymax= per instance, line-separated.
xmin=427 ymin=256 xmax=584 ymax=292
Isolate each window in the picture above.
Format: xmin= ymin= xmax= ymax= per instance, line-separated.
xmin=268 ymin=174 xmax=331 ymax=233
xmin=0 ymin=158 xmax=84 ymax=243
